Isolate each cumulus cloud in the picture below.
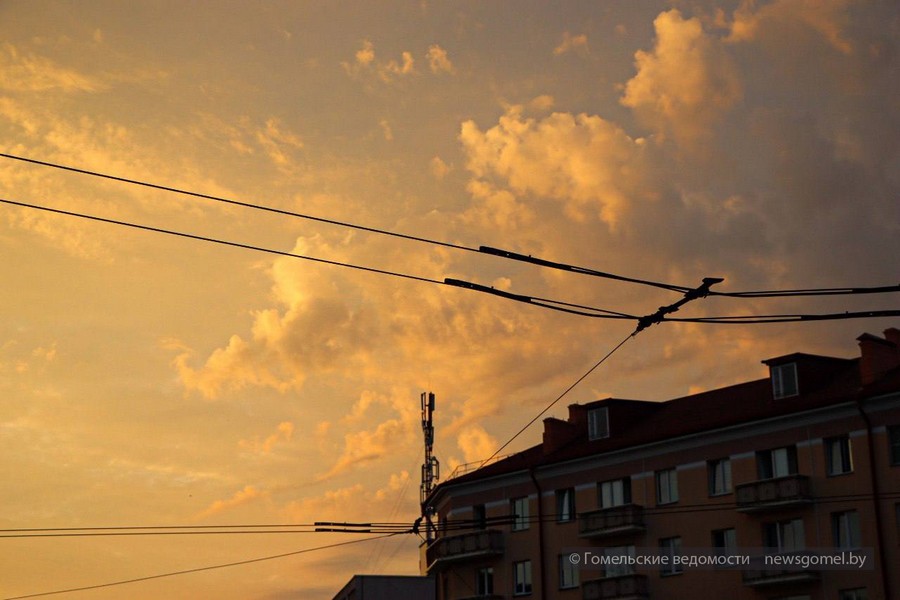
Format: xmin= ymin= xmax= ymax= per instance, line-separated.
xmin=429 ymin=156 xmax=451 ymax=179
xmin=621 ymin=9 xmax=742 ymax=145
xmin=172 ymin=236 xmax=381 ymax=399
xmin=426 ymin=44 xmax=455 ymax=74
xmin=343 ymin=40 xmax=416 ymax=82
xmin=460 ymin=105 xmax=646 ymax=228
xmin=456 ymin=424 xmax=498 ymax=464
xmin=728 ymin=0 xmax=854 ymax=54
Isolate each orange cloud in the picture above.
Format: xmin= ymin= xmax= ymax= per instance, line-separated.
xmin=0 ymin=43 xmax=104 ymax=93
xmin=553 ymin=32 xmax=589 ymax=57
xmin=195 ymin=485 xmax=268 ymax=520
xmin=239 ymin=421 xmax=295 ymax=454
xmin=621 ymin=9 xmax=742 ymax=144
xmin=426 ymin=44 xmax=455 ymax=74
xmin=459 ymin=105 xmax=644 ymax=228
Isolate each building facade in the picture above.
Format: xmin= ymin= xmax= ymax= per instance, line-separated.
xmin=421 ymin=329 xmax=900 ymax=600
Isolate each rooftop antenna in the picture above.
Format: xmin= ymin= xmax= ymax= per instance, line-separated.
xmin=420 ymin=391 xmax=439 ymax=542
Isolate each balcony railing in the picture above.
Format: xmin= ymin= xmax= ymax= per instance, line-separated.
xmin=579 ymin=504 xmax=645 ymax=538
xmin=425 ymin=529 xmax=504 ymax=572
xmin=735 ymin=474 xmax=812 ymax=512
xmin=583 ymin=574 xmax=649 ymax=600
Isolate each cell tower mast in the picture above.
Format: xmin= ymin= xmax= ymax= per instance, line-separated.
xmin=420 ymin=391 xmax=439 ymax=542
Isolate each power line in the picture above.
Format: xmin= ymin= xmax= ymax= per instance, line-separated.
xmin=0 ymin=152 xmax=477 ymax=254
xmin=478 ymin=244 xmax=900 ymax=299
xmin=0 ymin=196 xmax=444 ymax=285
xmin=476 ymin=331 xmax=635 ymax=470
xmin=6 ymin=152 xmax=896 ymax=301
xmin=449 ymin=275 xmax=900 ymax=325
xmin=1 ymin=534 xmax=400 ymax=600
xmin=2 ymin=197 xmax=897 ymax=327
xmin=0 ymin=196 xmax=635 ymax=321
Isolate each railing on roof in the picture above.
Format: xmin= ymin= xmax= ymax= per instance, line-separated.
xmin=446 ymin=455 xmax=512 ymax=480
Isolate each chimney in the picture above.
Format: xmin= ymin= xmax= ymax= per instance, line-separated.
xmin=857 ymin=329 xmax=900 ymax=385
xmin=543 ymin=417 xmax=578 ymax=455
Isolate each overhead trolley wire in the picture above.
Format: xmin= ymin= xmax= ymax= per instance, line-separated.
xmin=0 ymin=196 xmax=638 ymax=321
xmin=475 ymin=331 xmax=635 ymax=470
xmin=2 ymin=197 xmax=897 ymax=327
xmin=0 ymin=197 xmax=443 ymax=286
xmin=477 ymin=244 xmax=900 ymax=298
xmin=0 ymin=152 xmax=477 ymax=254
xmin=1 ymin=534 xmax=400 ymax=600
xmin=4 ymin=152 xmax=898 ymax=300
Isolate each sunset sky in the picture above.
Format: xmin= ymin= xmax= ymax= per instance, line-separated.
xmin=1 ymin=1 xmax=898 ymax=598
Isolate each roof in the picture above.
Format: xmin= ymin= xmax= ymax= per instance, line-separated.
xmin=432 ymin=350 xmax=900 ymax=493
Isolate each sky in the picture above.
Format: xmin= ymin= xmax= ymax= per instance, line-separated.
xmin=0 ymin=1 xmax=898 ymax=598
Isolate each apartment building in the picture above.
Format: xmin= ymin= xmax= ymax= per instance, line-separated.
xmin=421 ymin=329 xmax=900 ymax=600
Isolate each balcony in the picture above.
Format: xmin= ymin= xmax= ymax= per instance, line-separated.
xmin=579 ymin=504 xmax=645 ymax=538
xmin=425 ymin=529 xmax=504 ymax=572
xmin=735 ymin=474 xmax=812 ymax=512
xmin=583 ymin=574 xmax=649 ymax=600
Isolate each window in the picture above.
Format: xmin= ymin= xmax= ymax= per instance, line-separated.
xmin=656 ymin=468 xmax=679 ymax=505
xmin=889 ymin=426 xmax=900 ymax=466
xmin=556 ymin=488 xmax=575 ymax=523
xmin=757 ymin=446 xmax=798 ymax=479
xmin=772 ymin=362 xmax=799 ymax=398
xmin=708 ymin=458 xmax=732 ymax=495
xmin=840 ymin=589 xmax=868 ymax=600
xmin=603 ymin=545 xmax=636 ymax=577
xmin=511 ymin=497 xmax=529 ymax=531
xmin=764 ymin=518 xmax=805 ymax=553
xmin=712 ymin=528 xmax=737 ymax=555
xmin=514 ymin=560 xmax=532 ymax=596
xmin=599 ymin=478 xmax=631 ymax=508
xmin=588 ymin=407 xmax=609 ymax=440
xmin=659 ymin=536 xmax=683 ymax=576
xmin=559 ymin=554 xmax=579 ymax=589
xmin=477 ymin=567 xmax=494 ymax=595
xmin=826 ymin=436 xmax=853 ymax=475
xmin=473 ymin=504 xmax=486 ymax=530
xmin=833 ymin=510 xmax=861 ymax=550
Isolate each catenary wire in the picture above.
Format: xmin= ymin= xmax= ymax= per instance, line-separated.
xmin=1 ymin=197 xmax=896 ymax=327
xmin=0 ymin=197 xmax=637 ymax=322
xmin=4 ymin=491 xmax=897 ymax=539
xmin=0 ymin=152 xmax=477 ymax=253
xmin=476 ymin=331 xmax=635 ymax=470
xmin=480 ymin=245 xmax=900 ymax=299
xmin=0 ymin=534 xmax=400 ymax=600
xmin=6 ymin=152 xmax=897 ymax=300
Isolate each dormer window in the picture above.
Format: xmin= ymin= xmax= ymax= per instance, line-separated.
xmin=771 ymin=363 xmax=799 ymax=399
xmin=588 ymin=407 xmax=609 ymax=440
